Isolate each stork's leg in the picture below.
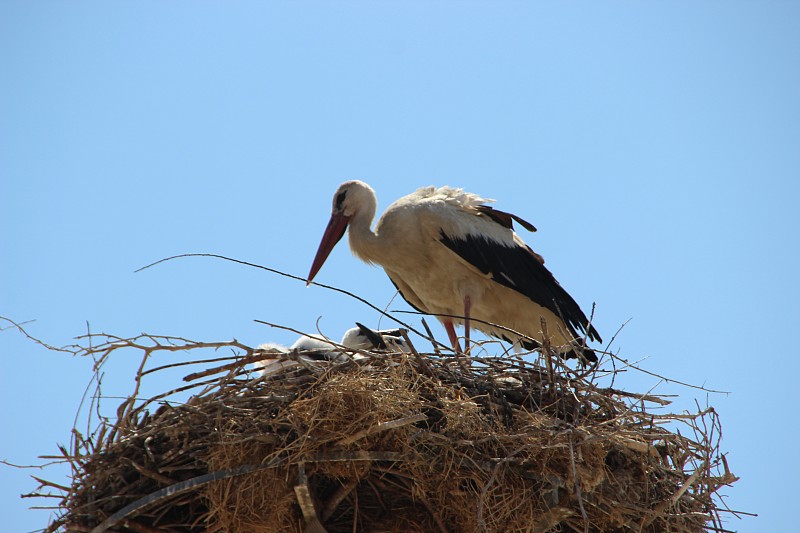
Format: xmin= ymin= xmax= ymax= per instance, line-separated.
xmin=443 ymin=319 xmax=462 ymax=353
xmin=463 ymin=294 xmax=472 ymax=354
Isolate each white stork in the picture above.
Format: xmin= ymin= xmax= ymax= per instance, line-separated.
xmin=307 ymin=180 xmax=601 ymax=361
xmin=291 ymin=322 xmax=409 ymax=355
xmin=254 ymin=323 xmax=409 ymax=377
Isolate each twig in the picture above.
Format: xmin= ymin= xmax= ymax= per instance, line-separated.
xmin=420 ymin=318 xmax=440 ymax=356
xmin=294 ymin=462 xmax=327 ymax=533
xmin=135 ymin=253 xmax=444 ymax=350
xmin=0 ymin=316 xmax=74 ymax=353
xmin=88 ymin=464 xmax=264 ymax=533
xmin=400 ymin=329 xmax=435 ymax=378
xmin=476 ymin=463 xmax=501 ymax=532
xmin=568 ymin=436 xmax=589 ymax=533
xmin=609 ymin=352 xmax=729 ymax=394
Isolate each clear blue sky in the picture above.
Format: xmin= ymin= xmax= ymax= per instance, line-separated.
xmin=2 ymin=2 xmax=798 ymax=531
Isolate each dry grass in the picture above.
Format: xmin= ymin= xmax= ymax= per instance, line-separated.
xmin=28 ymin=330 xmax=737 ymax=533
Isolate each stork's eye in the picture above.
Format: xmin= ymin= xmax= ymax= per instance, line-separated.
xmin=335 ymin=190 xmax=347 ymax=210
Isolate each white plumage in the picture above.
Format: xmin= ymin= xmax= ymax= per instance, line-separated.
xmin=307 ymin=180 xmax=600 ymax=360
xmin=254 ymin=323 xmax=409 ymax=377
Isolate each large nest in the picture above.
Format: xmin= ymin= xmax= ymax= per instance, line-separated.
xmin=35 ymin=333 xmax=736 ymax=533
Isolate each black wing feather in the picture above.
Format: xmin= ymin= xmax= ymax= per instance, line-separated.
xmin=439 ymin=231 xmax=601 ymax=343
xmin=475 ymin=205 xmax=537 ymax=233
xmin=354 ymin=322 xmax=387 ymax=349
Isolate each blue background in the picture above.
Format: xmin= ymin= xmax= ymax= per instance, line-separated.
xmin=3 ymin=2 xmax=798 ymax=531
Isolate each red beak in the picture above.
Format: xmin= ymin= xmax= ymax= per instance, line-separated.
xmin=307 ymin=213 xmax=351 ymax=285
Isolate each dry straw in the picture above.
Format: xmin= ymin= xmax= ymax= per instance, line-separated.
xmin=27 ymin=322 xmax=737 ymax=533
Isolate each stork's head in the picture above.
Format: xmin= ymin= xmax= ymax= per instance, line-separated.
xmin=307 ymin=181 xmax=376 ymax=284
xmin=331 ymin=180 xmax=375 ymax=217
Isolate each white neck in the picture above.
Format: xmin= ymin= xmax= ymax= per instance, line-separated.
xmin=347 ymin=194 xmax=382 ymax=265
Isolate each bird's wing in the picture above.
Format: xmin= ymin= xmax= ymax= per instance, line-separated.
xmin=474 ymin=205 xmax=537 ymax=233
xmin=385 ymin=270 xmax=430 ymax=315
xmin=438 ymin=229 xmax=601 ymax=343
xmin=353 ymin=322 xmax=387 ymax=349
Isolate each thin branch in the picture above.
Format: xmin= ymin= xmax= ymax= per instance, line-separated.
xmin=135 ymin=253 xmax=449 ymax=351
xmin=0 ymin=316 xmax=74 ymax=353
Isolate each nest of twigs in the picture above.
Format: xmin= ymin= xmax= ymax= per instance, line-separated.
xmin=36 ymin=333 xmax=736 ymax=533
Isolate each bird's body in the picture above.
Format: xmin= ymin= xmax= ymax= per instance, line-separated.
xmin=254 ymin=323 xmax=409 ymax=377
xmin=291 ymin=324 xmax=408 ymax=354
xmin=308 ymin=181 xmax=600 ymax=359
